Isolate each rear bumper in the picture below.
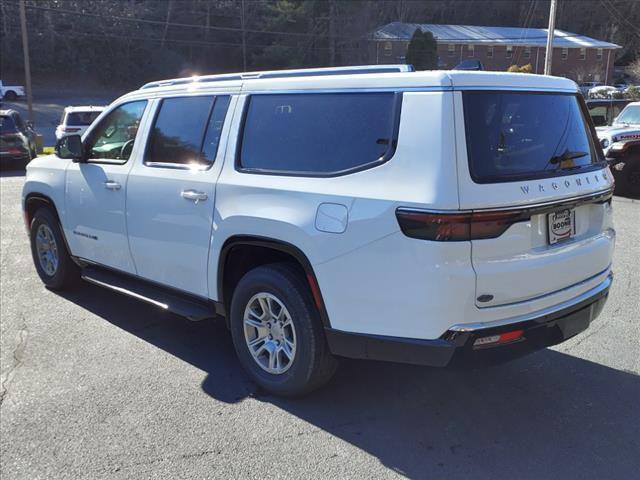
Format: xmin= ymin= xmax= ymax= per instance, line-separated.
xmin=325 ymin=272 xmax=612 ymax=367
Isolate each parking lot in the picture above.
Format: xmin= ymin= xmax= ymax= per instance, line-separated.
xmin=1 ymin=171 xmax=639 ymax=479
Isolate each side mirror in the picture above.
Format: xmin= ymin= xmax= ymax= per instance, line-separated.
xmin=55 ymin=135 xmax=85 ymax=161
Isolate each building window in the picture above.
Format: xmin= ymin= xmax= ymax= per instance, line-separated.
xmin=487 ymin=46 xmax=494 ymax=58
xmin=506 ymin=45 xmax=513 ymax=58
xmin=523 ymin=47 xmax=531 ymax=59
xmin=448 ymin=44 xmax=455 ymax=57
xmin=468 ymin=44 xmax=475 ymax=57
xmin=561 ymin=48 xmax=568 ymax=60
xmin=597 ymin=48 xmax=603 ymax=60
xmin=383 ymin=41 xmax=392 ymax=57
xmin=579 ymin=48 xmax=586 ymax=60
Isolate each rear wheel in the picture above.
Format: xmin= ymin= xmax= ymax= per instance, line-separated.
xmin=3 ymin=90 xmax=17 ymax=101
xmin=29 ymin=208 xmax=80 ymax=290
xmin=229 ymin=263 xmax=337 ymax=396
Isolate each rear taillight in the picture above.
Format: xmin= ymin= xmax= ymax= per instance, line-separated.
xmin=396 ymin=208 xmax=530 ymax=241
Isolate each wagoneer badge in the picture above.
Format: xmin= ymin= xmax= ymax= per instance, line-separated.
xmin=519 ymin=171 xmax=611 ymax=195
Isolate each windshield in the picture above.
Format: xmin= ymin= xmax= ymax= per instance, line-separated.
xmin=614 ymin=105 xmax=640 ymax=125
xmin=67 ymin=111 xmax=102 ymax=126
xmin=0 ymin=115 xmax=17 ymax=133
xmin=463 ymin=91 xmax=601 ymax=183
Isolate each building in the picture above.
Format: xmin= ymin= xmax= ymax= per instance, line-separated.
xmin=371 ymin=22 xmax=621 ymax=84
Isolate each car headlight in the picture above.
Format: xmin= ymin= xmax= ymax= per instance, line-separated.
xmin=601 ymin=138 xmax=610 ymax=148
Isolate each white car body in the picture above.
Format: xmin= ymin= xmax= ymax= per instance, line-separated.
xmin=588 ymin=85 xmax=617 ymax=99
xmin=597 ymin=102 xmax=640 ymax=154
xmin=55 ymin=105 xmax=106 ymax=141
xmin=22 ymin=67 xmax=614 ymax=387
xmin=0 ymin=80 xmax=25 ymax=100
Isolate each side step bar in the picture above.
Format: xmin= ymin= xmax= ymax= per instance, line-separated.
xmin=81 ymin=266 xmax=218 ymax=321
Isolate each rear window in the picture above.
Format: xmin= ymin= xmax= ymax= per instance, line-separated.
xmin=66 ymin=111 xmax=102 ymax=126
xmin=239 ymin=92 xmax=400 ymax=175
xmin=1 ymin=115 xmax=17 ymax=133
xmin=463 ymin=91 xmax=603 ymax=183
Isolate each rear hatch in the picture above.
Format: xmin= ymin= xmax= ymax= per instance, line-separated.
xmin=454 ymin=86 xmax=614 ymax=308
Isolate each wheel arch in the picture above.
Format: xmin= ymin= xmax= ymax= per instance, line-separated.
xmin=217 ymin=235 xmax=331 ymax=329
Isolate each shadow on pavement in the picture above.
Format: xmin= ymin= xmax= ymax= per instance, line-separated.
xmin=59 ymin=282 xmax=640 ymax=479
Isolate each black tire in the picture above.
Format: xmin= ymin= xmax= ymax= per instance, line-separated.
xmin=30 ymin=207 xmax=80 ymax=290
xmin=229 ymin=263 xmax=337 ymax=396
xmin=4 ymin=90 xmax=17 ymax=101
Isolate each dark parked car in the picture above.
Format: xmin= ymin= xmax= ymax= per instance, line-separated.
xmin=0 ymin=109 xmax=37 ymax=168
xmin=606 ymin=139 xmax=640 ymax=199
xmin=586 ymin=99 xmax=632 ymax=127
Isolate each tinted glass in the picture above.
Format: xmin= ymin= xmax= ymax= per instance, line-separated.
xmin=240 ymin=93 xmax=398 ymax=174
xmin=615 ymin=105 xmax=640 ymax=125
xmin=88 ymin=101 xmax=147 ymax=162
xmin=67 ymin=111 xmax=102 ymax=126
xmin=463 ymin=92 xmax=600 ymax=183
xmin=0 ymin=115 xmax=17 ymax=133
xmin=146 ymin=96 xmax=214 ymax=167
xmin=201 ymin=96 xmax=231 ymax=164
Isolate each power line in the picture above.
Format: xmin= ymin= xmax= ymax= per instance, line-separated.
xmin=7 ymin=2 xmax=365 ymax=42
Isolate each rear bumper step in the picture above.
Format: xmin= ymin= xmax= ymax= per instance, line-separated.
xmin=325 ymin=272 xmax=612 ymax=367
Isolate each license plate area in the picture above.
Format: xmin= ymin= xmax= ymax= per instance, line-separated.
xmin=548 ymin=208 xmax=576 ymax=244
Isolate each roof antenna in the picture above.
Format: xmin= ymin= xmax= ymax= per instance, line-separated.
xmin=453 ymin=59 xmax=484 ymax=71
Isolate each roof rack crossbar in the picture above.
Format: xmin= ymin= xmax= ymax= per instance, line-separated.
xmin=140 ymin=64 xmax=414 ymax=90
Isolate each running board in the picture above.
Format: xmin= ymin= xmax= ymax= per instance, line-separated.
xmin=81 ymin=266 xmax=218 ymax=321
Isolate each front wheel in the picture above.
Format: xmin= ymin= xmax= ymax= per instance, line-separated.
xmin=29 ymin=208 xmax=80 ymax=290
xmin=230 ymin=263 xmax=337 ymax=396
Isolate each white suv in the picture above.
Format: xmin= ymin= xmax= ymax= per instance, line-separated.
xmin=22 ymin=66 xmax=615 ymax=395
xmin=55 ymin=105 xmax=105 ymax=140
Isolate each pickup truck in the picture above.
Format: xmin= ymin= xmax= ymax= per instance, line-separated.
xmin=0 ymin=80 xmax=26 ymax=101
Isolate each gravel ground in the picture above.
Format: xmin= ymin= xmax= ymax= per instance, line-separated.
xmin=1 ymin=171 xmax=639 ymax=479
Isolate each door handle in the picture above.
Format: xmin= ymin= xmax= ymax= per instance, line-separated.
xmin=104 ymin=180 xmax=121 ymax=190
xmin=181 ymin=189 xmax=208 ymax=204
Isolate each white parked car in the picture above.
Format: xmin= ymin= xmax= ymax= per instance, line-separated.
xmin=0 ymin=80 xmax=25 ymax=101
xmin=588 ymin=85 xmax=618 ymax=99
xmin=597 ymin=101 xmax=640 ymax=154
xmin=579 ymin=81 xmax=603 ymax=96
xmin=55 ymin=106 xmax=105 ymax=140
xmin=22 ymin=66 xmax=614 ymax=395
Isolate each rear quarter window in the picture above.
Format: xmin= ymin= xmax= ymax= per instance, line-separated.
xmin=239 ymin=92 xmax=401 ymax=176
xmin=463 ymin=91 xmax=603 ymax=183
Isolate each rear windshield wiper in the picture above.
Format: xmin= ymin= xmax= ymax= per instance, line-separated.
xmin=548 ymin=150 xmax=589 ymax=167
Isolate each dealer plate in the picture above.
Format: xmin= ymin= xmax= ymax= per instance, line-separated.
xmin=548 ymin=208 xmax=576 ymax=244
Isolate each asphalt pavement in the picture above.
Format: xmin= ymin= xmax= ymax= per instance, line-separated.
xmin=1 ymin=171 xmax=639 ymax=479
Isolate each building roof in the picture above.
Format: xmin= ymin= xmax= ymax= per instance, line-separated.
xmin=373 ymin=22 xmax=621 ymax=49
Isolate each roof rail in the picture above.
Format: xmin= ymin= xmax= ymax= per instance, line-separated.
xmin=140 ymin=64 xmax=414 ymax=90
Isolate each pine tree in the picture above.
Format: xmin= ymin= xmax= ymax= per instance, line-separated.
xmin=405 ymin=28 xmax=438 ymax=71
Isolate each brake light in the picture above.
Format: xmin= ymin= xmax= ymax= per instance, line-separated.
xmin=396 ymin=209 xmax=529 ymax=241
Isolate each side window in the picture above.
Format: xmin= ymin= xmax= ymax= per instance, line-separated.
xmin=145 ymin=95 xmax=229 ymax=168
xmin=86 ymin=101 xmax=147 ymax=163
xmin=239 ymin=93 xmax=400 ymax=175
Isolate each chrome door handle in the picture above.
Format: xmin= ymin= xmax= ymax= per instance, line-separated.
xmin=104 ymin=180 xmax=121 ymax=190
xmin=181 ymin=189 xmax=208 ymax=204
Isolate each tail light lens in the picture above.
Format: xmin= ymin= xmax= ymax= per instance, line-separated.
xmin=396 ymin=208 xmax=530 ymax=241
